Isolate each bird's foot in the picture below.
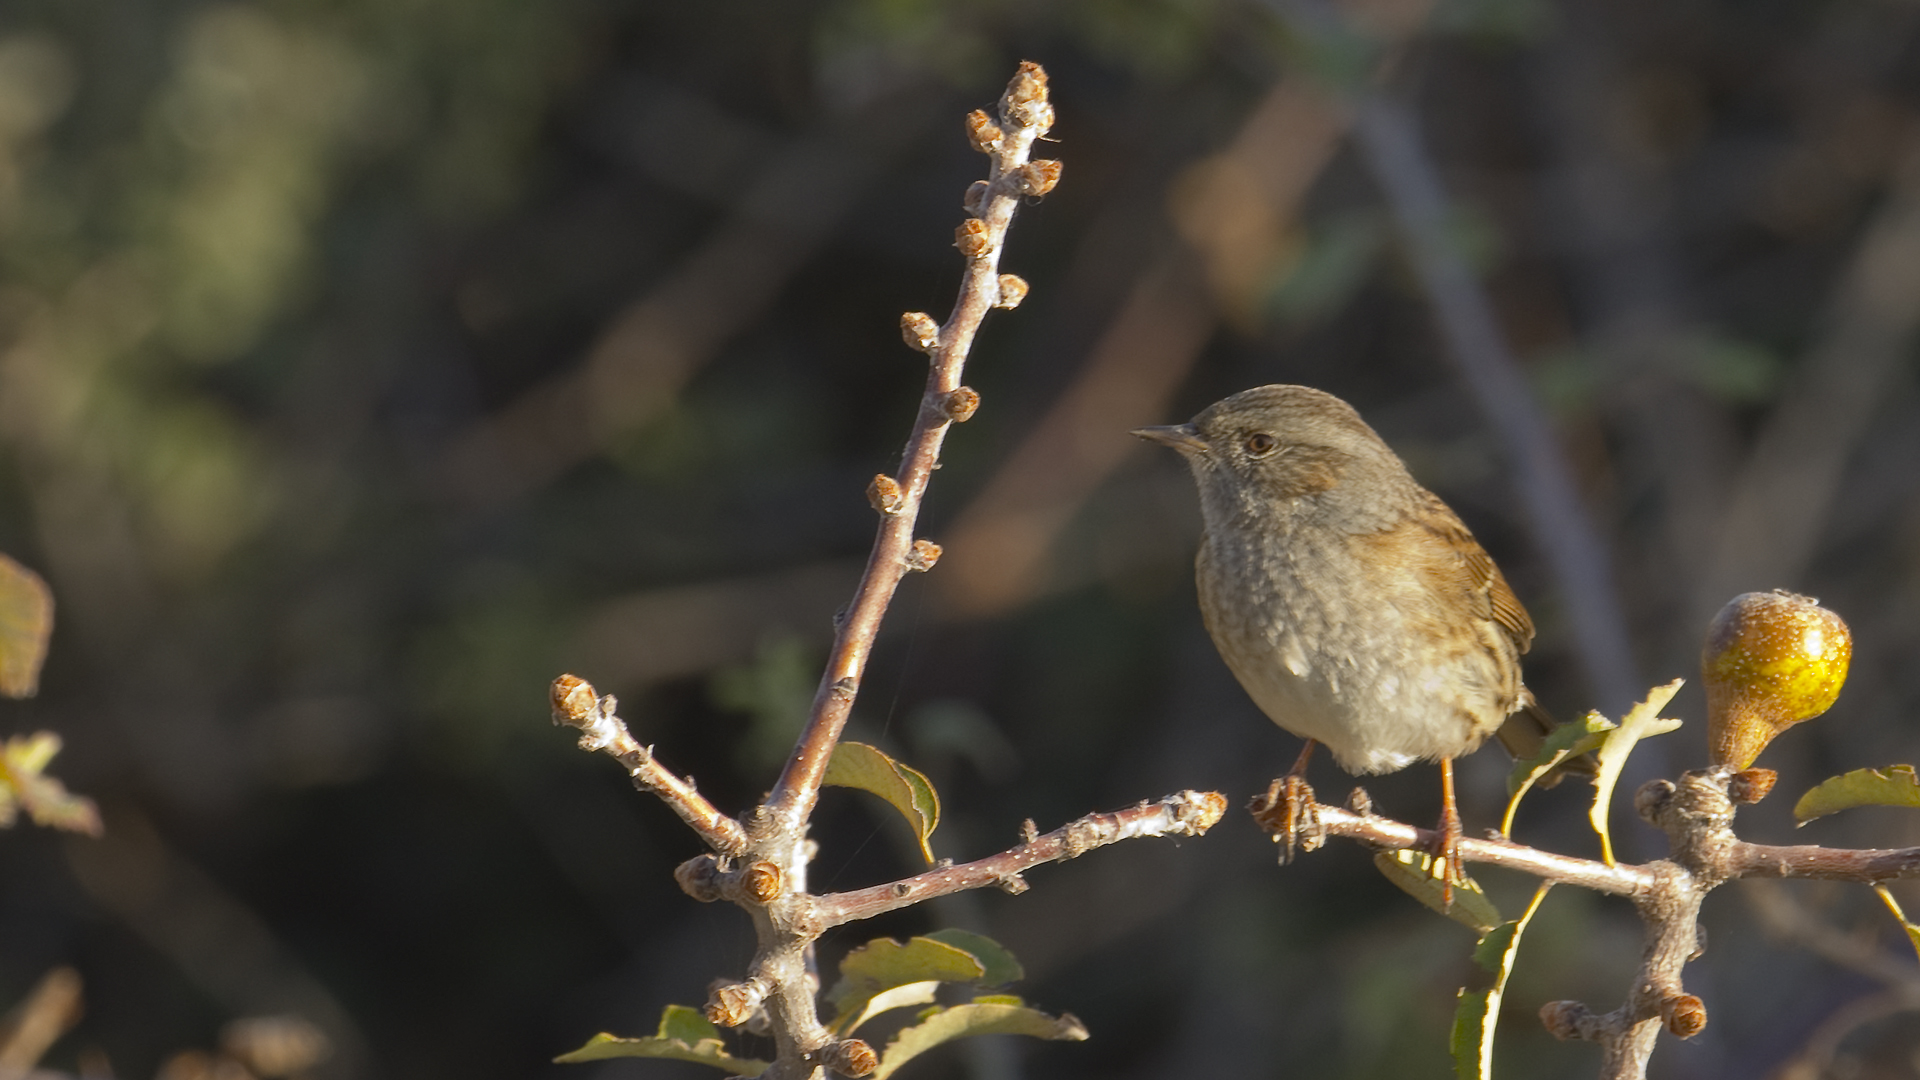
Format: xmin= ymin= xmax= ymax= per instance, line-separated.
xmin=1428 ymin=801 xmax=1465 ymax=910
xmin=1250 ymin=774 xmax=1324 ymax=864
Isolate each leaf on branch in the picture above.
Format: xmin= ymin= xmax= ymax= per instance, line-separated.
xmin=1589 ymin=680 xmax=1685 ymax=866
xmin=1873 ymin=885 xmax=1920 ymax=968
xmin=1793 ymin=765 xmax=1920 ymax=824
xmin=1450 ymin=883 xmax=1552 ymax=1080
xmin=1502 ymin=711 xmax=1615 ymax=836
xmin=826 ymin=936 xmax=985 ymax=1033
xmin=872 ymin=997 xmax=1087 ymax=1080
xmin=0 ymin=732 xmax=101 ymax=836
xmin=1372 ymin=849 xmax=1502 ymax=933
xmin=921 ymin=929 xmax=1023 ymax=987
xmin=0 ymin=553 xmax=53 ymax=699
xmin=554 ymin=1004 xmax=768 ymax=1075
xmin=824 ymin=741 xmax=940 ymax=862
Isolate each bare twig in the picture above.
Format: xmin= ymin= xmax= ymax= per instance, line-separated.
xmin=549 ymin=674 xmax=749 ymax=857
xmin=759 ymin=63 xmax=1057 ymax=841
xmin=810 ymin=791 xmax=1228 ymax=928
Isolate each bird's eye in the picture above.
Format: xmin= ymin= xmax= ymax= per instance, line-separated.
xmin=1245 ymin=432 xmax=1278 ymax=456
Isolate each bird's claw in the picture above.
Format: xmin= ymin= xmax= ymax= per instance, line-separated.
xmin=1250 ymin=774 xmax=1324 ymax=864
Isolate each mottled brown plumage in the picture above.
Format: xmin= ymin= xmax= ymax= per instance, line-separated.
xmin=1135 ymin=384 xmax=1558 ymax=880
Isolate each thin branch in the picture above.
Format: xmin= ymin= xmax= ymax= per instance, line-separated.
xmin=550 ymin=674 xmax=749 ymax=857
xmin=1304 ymin=801 xmax=1657 ymax=896
xmin=759 ymin=62 xmax=1057 ymax=841
xmin=811 ymin=790 xmax=1228 ymax=929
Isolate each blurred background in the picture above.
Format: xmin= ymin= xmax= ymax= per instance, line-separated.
xmin=1 ymin=0 xmax=1919 ymax=1077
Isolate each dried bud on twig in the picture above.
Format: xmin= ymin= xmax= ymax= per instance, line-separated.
xmin=962 ymin=180 xmax=991 ymax=216
xmin=994 ymin=274 xmax=1028 ymax=310
xmin=905 ymin=539 xmax=942 ymax=573
xmin=821 ymin=1039 xmax=878 ymax=1077
xmin=1663 ymin=994 xmax=1707 ymax=1037
xmin=675 ymin=855 xmax=724 ymax=902
xmin=867 ymin=474 xmax=904 ymax=515
xmin=964 ymin=109 xmax=1002 ymax=153
xmin=955 ymin=219 xmax=991 ymax=257
xmin=1540 ymin=1000 xmax=1594 ymax=1041
xmin=740 ymin=861 xmax=782 ymax=904
xmin=1012 ymin=160 xmax=1062 ymax=197
xmin=1728 ymin=768 xmax=1777 ymax=804
xmin=1703 ymin=590 xmax=1851 ymax=771
xmin=1000 ymin=60 xmax=1053 ymax=131
xmin=550 ymin=674 xmax=598 ymax=726
xmin=900 ymin=311 xmax=939 ymax=353
xmin=940 ymin=386 xmax=980 ymax=423
xmin=705 ymin=980 xmax=767 ymax=1028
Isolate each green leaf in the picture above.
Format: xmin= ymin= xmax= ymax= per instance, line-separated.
xmin=1590 ymin=680 xmax=1685 ymax=866
xmin=1450 ymin=884 xmax=1552 ymax=1080
xmin=554 ymin=1004 xmax=768 ymax=1075
xmin=0 ymin=554 xmax=53 ymax=699
xmin=1372 ymin=849 xmax=1503 ymax=933
xmin=921 ymin=929 xmax=1023 ymax=987
xmin=825 ymin=741 xmax=940 ymax=862
xmin=826 ymin=937 xmax=984 ymax=1032
xmin=1793 ymin=765 xmax=1920 ymax=824
xmin=1502 ymin=711 xmax=1615 ymax=836
xmin=1874 ymin=885 xmax=1920 ymax=968
xmin=872 ymin=998 xmax=1088 ymax=1080
xmin=0 ymin=733 xmax=101 ymax=836
xmin=844 ymin=981 xmax=941 ymax=1035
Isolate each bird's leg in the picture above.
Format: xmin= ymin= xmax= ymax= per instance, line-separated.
xmin=1274 ymin=740 xmax=1323 ymax=864
xmin=1431 ymin=756 xmax=1465 ymax=907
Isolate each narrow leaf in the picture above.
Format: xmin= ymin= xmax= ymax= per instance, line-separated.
xmin=872 ymin=999 xmax=1088 ymax=1080
xmin=0 ymin=554 xmax=53 ymax=699
xmin=1589 ymin=680 xmax=1685 ymax=866
xmin=1794 ymin=765 xmax=1920 ymax=824
xmin=1372 ymin=849 xmax=1502 ymax=933
xmin=555 ymin=1005 xmax=768 ymax=1075
xmin=844 ymin=981 xmax=940 ymax=1035
xmin=1502 ymin=712 xmax=1615 ymax=836
xmin=826 ymin=937 xmax=984 ymax=1032
xmin=825 ymin=741 xmax=941 ymax=862
xmin=921 ymin=929 xmax=1024 ymax=987
xmin=1874 ymin=885 xmax=1920 ymax=968
xmin=0 ymin=733 xmax=100 ymax=836
xmin=1450 ymin=884 xmax=1553 ymax=1080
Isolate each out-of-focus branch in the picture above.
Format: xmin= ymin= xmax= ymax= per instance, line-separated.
xmin=549 ymin=674 xmax=749 ymax=857
xmin=809 ymin=791 xmax=1228 ymax=928
xmin=1348 ymin=95 xmax=1639 ymax=713
xmin=0 ymin=966 xmax=81 ymax=1080
xmin=442 ymin=87 xmax=939 ymax=508
xmin=1696 ymin=126 xmax=1920 ymax=617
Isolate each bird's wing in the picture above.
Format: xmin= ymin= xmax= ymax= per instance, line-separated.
xmin=1410 ymin=488 xmax=1535 ymax=655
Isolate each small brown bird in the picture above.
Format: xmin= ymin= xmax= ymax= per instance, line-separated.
xmin=1135 ymin=384 xmax=1559 ymax=883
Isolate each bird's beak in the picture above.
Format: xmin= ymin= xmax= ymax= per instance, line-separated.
xmin=1131 ymin=423 xmax=1207 ymax=454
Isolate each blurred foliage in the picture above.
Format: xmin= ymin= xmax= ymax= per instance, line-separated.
xmin=0 ymin=0 xmax=1914 ymax=1077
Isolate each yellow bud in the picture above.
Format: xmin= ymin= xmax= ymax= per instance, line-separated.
xmin=1703 ymin=590 xmax=1851 ymax=771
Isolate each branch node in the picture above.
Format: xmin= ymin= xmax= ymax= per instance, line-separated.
xmin=962 ymin=180 xmax=991 ymax=217
xmin=904 ymin=539 xmax=942 ymax=573
xmin=1540 ymin=1000 xmax=1599 ymax=1041
xmin=1635 ymin=779 xmax=1677 ymax=824
xmin=830 ymin=677 xmax=857 ymax=702
xmin=1346 ymin=787 xmax=1373 ymax=815
xmin=866 ymin=474 xmax=905 ymax=515
xmin=1019 ymin=818 xmax=1039 ymax=843
xmin=939 ymin=386 xmax=980 ymax=424
xmin=996 ymin=873 xmax=1029 ymax=895
xmin=993 ymin=274 xmax=1029 ymax=310
xmin=675 ymin=855 xmax=725 ymax=903
xmin=899 ymin=311 xmax=940 ymax=354
xmin=954 ymin=218 xmax=992 ymax=258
